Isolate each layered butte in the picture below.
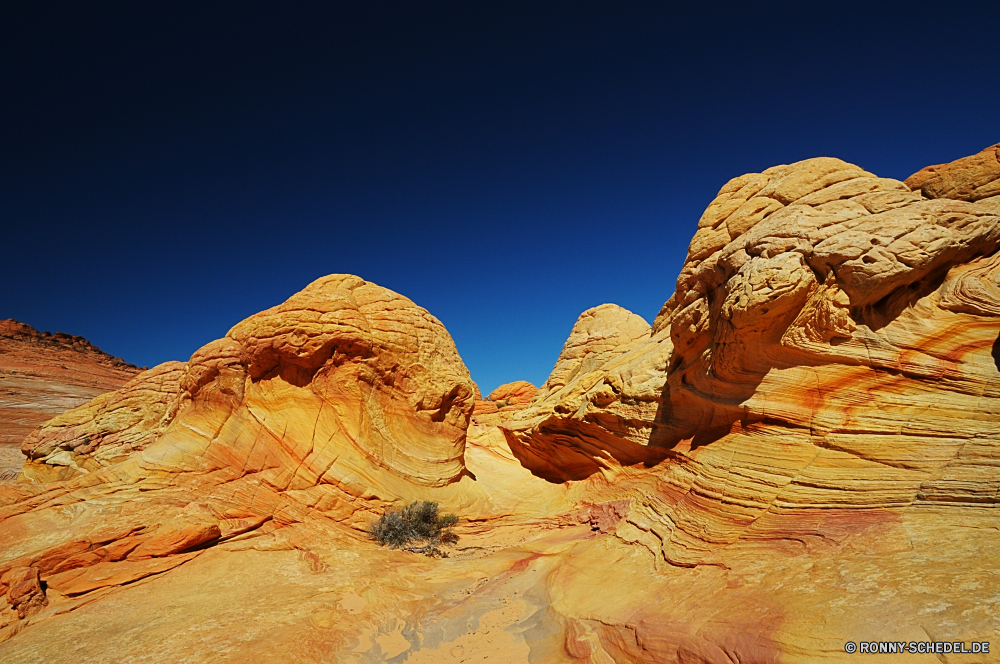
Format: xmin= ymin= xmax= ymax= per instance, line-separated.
xmin=1 ymin=145 xmax=998 ymax=663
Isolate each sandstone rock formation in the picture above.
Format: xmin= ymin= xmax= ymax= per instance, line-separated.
xmin=537 ymin=303 xmax=651 ymax=400
xmin=1 ymin=146 xmax=999 ymax=664
xmin=19 ymin=361 xmax=187 ymax=481
xmin=0 ymin=321 xmax=141 ymax=479
xmin=0 ymin=275 xmax=494 ymax=651
xmin=487 ymin=380 xmax=537 ymax=408
xmin=470 ymin=380 xmax=539 ymax=427
xmin=905 ymin=141 xmax=1000 ymax=207
xmin=498 ymin=143 xmax=1000 ymax=657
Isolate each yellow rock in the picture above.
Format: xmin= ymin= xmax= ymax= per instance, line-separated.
xmin=3 ymin=147 xmax=1000 ymax=662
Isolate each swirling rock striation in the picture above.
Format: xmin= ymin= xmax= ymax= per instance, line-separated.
xmin=0 ymin=275 xmax=480 ymax=643
xmin=0 ymin=320 xmax=142 ymax=478
xmin=2 ymin=147 xmax=1000 ymax=663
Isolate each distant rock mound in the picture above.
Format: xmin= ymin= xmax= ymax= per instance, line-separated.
xmin=538 ymin=303 xmax=650 ymax=400
xmin=0 ymin=320 xmax=142 ymax=478
xmin=470 ymin=380 xmax=538 ymax=426
xmin=487 ymin=381 xmax=537 ymax=408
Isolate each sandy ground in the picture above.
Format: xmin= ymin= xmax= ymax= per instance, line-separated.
xmin=0 ymin=445 xmax=26 ymax=480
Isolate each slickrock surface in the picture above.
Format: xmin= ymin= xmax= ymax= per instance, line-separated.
xmin=2 ymin=146 xmax=1000 ymax=663
xmin=0 ymin=321 xmax=141 ymax=479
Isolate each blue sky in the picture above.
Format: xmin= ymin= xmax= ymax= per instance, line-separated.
xmin=3 ymin=2 xmax=998 ymax=393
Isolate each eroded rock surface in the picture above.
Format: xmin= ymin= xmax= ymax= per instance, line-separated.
xmin=0 ymin=321 xmax=142 ymax=479
xmin=905 ymin=141 xmax=1000 ymax=205
xmin=497 ymin=144 xmax=1000 ymax=658
xmin=538 ymin=303 xmax=651 ymax=400
xmin=2 ymin=147 xmax=999 ymax=664
xmin=19 ymin=361 xmax=186 ymax=481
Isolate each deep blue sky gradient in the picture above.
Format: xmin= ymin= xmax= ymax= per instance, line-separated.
xmin=3 ymin=2 xmax=998 ymax=393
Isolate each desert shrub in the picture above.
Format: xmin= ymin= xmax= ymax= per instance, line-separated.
xmin=368 ymin=500 xmax=459 ymax=557
xmin=494 ymin=399 xmax=508 ymax=408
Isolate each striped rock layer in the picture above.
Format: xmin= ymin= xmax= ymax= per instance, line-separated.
xmin=1 ymin=146 xmax=999 ymax=663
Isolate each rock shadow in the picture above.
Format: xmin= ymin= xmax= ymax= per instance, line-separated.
xmin=993 ymin=330 xmax=1000 ymax=373
xmin=501 ymin=419 xmax=674 ymax=484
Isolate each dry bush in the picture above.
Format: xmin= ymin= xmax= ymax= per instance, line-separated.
xmin=368 ymin=501 xmax=459 ymax=557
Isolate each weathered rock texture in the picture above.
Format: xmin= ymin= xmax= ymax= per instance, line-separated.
xmin=19 ymin=361 xmax=187 ymax=481
xmin=0 ymin=321 xmax=141 ymax=479
xmin=2 ymin=146 xmax=999 ymax=663
xmin=498 ymin=144 xmax=1000 ymax=658
xmin=905 ymin=141 xmax=1000 ymax=206
xmin=538 ymin=303 xmax=651 ymax=400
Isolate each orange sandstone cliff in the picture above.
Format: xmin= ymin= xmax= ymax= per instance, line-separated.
xmin=1 ymin=145 xmax=999 ymax=663
xmin=0 ymin=321 xmax=141 ymax=479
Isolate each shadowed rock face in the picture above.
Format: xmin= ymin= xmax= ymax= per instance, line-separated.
xmin=2 ymin=148 xmax=1000 ymax=663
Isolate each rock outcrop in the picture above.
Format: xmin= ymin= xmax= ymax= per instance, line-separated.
xmin=905 ymin=141 xmax=1000 ymax=207
xmin=16 ymin=274 xmax=476 ymax=488
xmin=0 ymin=321 xmax=141 ymax=479
xmin=1 ymin=275 xmax=479 ymax=629
xmin=497 ymin=144 xmax=1000 ymax=658
xmin=487 ymin=381 xmax=537 ymax=408
xmin=19 ymin=361 xmax=187 ymax=481
xmin=1 ymin=146 xmax=999 ymax=664
xmin=537 ymin=303 xmax=651 ymax=400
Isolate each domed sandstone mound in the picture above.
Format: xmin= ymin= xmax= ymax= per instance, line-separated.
xmin=487 ymin=380 xmax=537 ymax=408
xmin=18 ymin=275 xmax=475 ymax=488
xmin=537 ymin=303 xmax=651 ymax=400
xmin=2 ymin=147 xmax=1000 ymax=663
xmin=0 ymin=276 xmax=491 ymax=642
